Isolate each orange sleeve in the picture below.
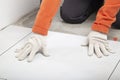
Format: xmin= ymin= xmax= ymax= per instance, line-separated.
xmin=32 ymin=0 xmax=61 ymax=35
xmin=92 ymin=0 xmax=120 ymax=34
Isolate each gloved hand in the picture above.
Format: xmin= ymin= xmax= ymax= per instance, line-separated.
xmin=15 ymin=33 xmax=49 ymax=62
xmin=82 ymin=31 xmax=114 ymax=58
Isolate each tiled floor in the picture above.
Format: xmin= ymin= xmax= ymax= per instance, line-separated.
xmin=0 ymin=25 xmax=32 ymax=55
xmin=0 ymin=26 xmax=120 ymax=80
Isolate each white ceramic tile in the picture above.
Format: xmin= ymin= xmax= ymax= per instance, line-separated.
xmin=0 ymin=31 xmax=120 ymax=80
xmin=0 ymin=25 xmax=31 ymax=55
xmin=109 ymin=60 xmax=120 ymax=80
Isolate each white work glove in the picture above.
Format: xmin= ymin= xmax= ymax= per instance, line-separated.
xmin=82 ymin=31 xmax=114 ymax=58
xmin=15 ymin=33 xmax=49 ymax=62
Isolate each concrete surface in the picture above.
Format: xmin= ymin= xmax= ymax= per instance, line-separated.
xmin=14 ymin=8 xmax=120 ymax=41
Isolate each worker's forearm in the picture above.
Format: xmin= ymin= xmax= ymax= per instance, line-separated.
xmin=32 ymin=0 xmax=61 ymax=35
xmin=92 ymin=0 xmax=120 ymax=34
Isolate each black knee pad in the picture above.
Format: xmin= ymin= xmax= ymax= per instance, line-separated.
xmin=112 ymin=11 xmax=120 ymax=29
xmin=60 ymin=0 xmax=104 ymax=24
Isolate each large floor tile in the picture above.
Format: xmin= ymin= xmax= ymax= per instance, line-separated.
xmin=0 ymin=31 xmax=120 ymax=80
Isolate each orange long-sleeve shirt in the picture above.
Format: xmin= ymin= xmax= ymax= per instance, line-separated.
xmin=32 ymin=0 xmax=120 ymax=35
xmin=92 ymin=0 xmax=120 ymax=34
xmin=32 ymin=0 xmax=61 ymax=35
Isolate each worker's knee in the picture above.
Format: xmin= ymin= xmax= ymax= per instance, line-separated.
xmin=60 ymin=0 xmax=103 ymax=24
xmin=60 ymin=8 xmax=89 ymax=24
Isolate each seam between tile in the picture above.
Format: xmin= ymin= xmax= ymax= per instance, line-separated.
xmin=0 ymin=24 xmax=13 ymax=31
xmin=0 ymin=32 xmax=32 ymax=56
xmin=108 ymin=59 xmax=120 ymax=80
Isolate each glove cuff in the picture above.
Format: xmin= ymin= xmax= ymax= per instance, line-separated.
xmin=89 ymin=31 xmax=107 ymax=40
xmin=31 ymin=33 xmax=47 ymax=46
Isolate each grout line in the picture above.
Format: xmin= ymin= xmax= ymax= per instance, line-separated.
xmin=0 ymin=26 xmax=9 ymax=31
xmin=108 ymin=59 xmax=120 ymax=80
xmin=0 ymin=23 xmax=16 ymax=31
xmin=0 ymin=32 xmax=32 ymax=56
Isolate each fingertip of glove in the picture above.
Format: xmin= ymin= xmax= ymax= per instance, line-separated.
xmin=104 ymin=54 xmax=109 ymax=56
xmin=97 ymin=55 xmax=102 ymax=58
xmin=27 ymin=60 xmax=32 ymax=63
xmin=81 ymin=45 xmax=87 ymax=47
xmin=15 ymin=54 xmax=20 ymax=58
xmin=27 ymin=58 xmax=33 ymax=62
xmin=88 ymin=54 xmax=93 ymax=56
xmin=44 ymin=54 xmax=50 ymax=57
xmin=81 ymin=42 xmax=88 ymax=46
xmin=18 ymin=58 xmax=23 ymax=61
xmin=111 ymin=52 xmax=116 ymax=54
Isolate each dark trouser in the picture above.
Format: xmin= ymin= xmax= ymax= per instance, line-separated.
xmin=60 ymin=0 xmax=120 ymax=29
xmin=112 ymin=12 xmax=120 ymax=29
